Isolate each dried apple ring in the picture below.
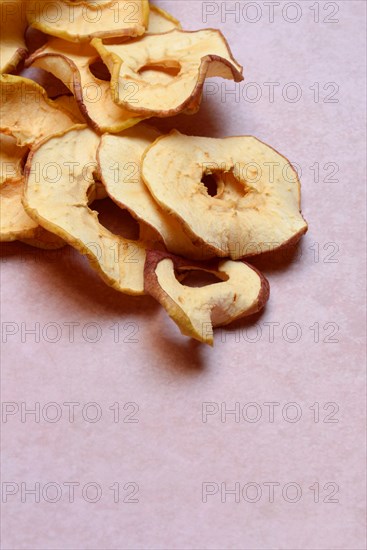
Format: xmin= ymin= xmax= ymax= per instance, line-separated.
xmin=92 ymin=29 xmax=243 ymax=116
xmin=144 ymin=250 xmax=270 ymax=345
xmin=26 ymin=39 xmax=145 ymax=133
xmin=0 ymin=75 xmax=79 ymax=146
xmin=0 ymin=134 xmax=28 ymax=185
xmin=25 ymin=4 xmax=181 ymax=132
xmin=98 ymin=125 xmax=214 ymax=260
xmin=26 ymin=0 xmax=149 ymax=43
xmin=23 ymin=125 xmax=147 ymax=295
xmin=0 ymin=0 xmax=28 ymax=73
xmin=142 ymin=131 xmax=308 ymax=259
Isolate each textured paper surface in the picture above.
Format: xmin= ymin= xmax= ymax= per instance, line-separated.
xmin=1 ymin=1 xmax=366 ymax=549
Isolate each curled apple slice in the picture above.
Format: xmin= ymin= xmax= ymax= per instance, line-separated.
xmin=23 ymin=125 xmax=147 ymax=295
xmin=142 ymin=131 xmax=308 ymax=259
xmin=92 ymin=29 xmax=243 ymax=116
xmin=26 ymin=0 xmax=149 ymax=43
xmin=0 ymin=177 xmax=64 ymax=248
xmin=0 ymin=134 xmax=28 ymax=185
xmin=26 ymin=39 xmax=145 ymax=133
xmin=0 ymin=0 xmax=27 ymax=73
xmin=145 ymin=250 xmax=270 ymax=345
xmin=98 ymin=125 xmax=214 ymax=260
xmin=0 ymin=75 xmax=79 ymax=146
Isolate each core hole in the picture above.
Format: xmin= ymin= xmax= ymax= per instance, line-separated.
xmin=92 ymin=198 xmax=140 ymax=241
xmin=89 ymin=58 xmax=111 ymax=81
xmin=180 ymin=269 xmax=226 ymax=288
xmin=201 ymin=173 xmax=218 ymax=197
xmin=138 ymin=62 xmax=181 ymax=78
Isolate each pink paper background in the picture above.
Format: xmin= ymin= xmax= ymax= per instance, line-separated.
xmin=1 ymin=1 xmax=366 ymax=549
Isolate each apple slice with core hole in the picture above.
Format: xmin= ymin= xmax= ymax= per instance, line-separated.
xmin=144 ymin=250 xmax=270 ymax=345
xmin=142 ymin=131 xmax=308 ymax=259
xmin=23 ymin=125 xmax=147 ymax=295
xmin=92 ymin=29 xmax=243 ymax=117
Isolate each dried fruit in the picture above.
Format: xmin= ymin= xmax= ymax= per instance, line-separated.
xmin=25 ymin=6 xmax=180 ymax=131
xmin=0 ymin=75 xmax=78 ymax=146
xmin=26 ymin=39 xmax=145 ymax=132
xmin=19 ymin=65 xmax=72 ymax=97
xmin=98 ymin=124 xmax=214 ymax=259
xmin=145 ymin=250 xmax=270 ymax=345
xmin=53 ymin=95 xmax=85 ymax=122
xmin=92 ymin=29 xmax=243 ymax=116
xmin=0 ymin=131 xmax=64 ymax=248
xmin=1 ymin=178 xmax=42 ymax=240
xmin=0 ymin=134 xmax=28 ymax=185
xmin=142 ymin=131 xmax=308 ymax=259
xmin=24 ymin=125 xmax=147 ymax=295
xmin=0 ymin=0 xmax=28 ymax=73
xmin=0 ymin=177 xmax=63 ymax=248
xmin=0 ymin=0 xmax=308 ymax=345
xmin=26 ymin=0 xmax=149 ymax=43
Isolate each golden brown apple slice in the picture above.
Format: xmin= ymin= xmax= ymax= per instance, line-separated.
xmin=25 ymin=39 xmax=145 ymax=133
xmin=23 ymin=125 xmax=147 ymax=295
xmin=0 ymin=177 xmax=64 ymax=248
xmin=98 ymin=125 xmax=214 ymax=260
xmin=26 ymin=0 xmax=149 ymax=43
xmin=92 ymin=29 xmax=243 ymax=116
xmin=0 ymin=75 xmax=79 ymax=146
xmin=145 ymin=250 xmax=270 ymax=345
xmin=142 ymin=131 xmax=308 ymax=259
xmin=0 ymin=0 xmax=27 ymax=73
xmin=0 ymin=134 xmax=28 ymax=185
